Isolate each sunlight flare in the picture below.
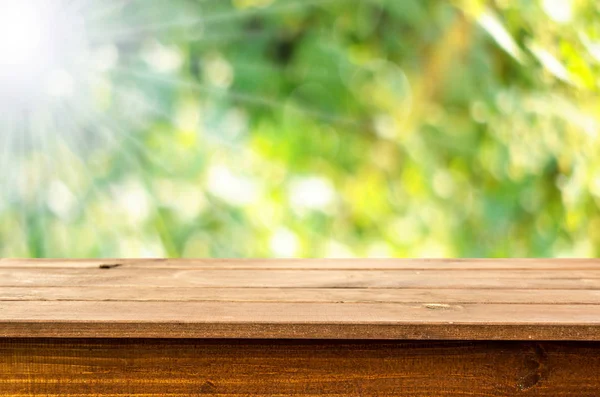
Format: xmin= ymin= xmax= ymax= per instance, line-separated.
xmin=0 ymin=0 xmax=88 ymax=99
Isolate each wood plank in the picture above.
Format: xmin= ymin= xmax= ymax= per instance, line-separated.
xmin=2 ymin=301 xmax=600 ymax=339
xmin=2 ymin=286 xmax=600 ymax=304
xmin=3 ymin=268 xmax=600 ymax=289
xmin=2 ymin=258 xmax=600 ymax=270
xmin=1 ymin=339 xmax=600 ymax=396
xmin=3 ymin=260 xmax=600 ymax=340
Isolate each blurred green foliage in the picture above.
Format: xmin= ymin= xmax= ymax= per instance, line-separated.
xmin=1 ymin=0 xmax=599 ymax=258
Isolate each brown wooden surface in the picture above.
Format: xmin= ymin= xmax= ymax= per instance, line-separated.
xmin=1 ymin=339 xmax=600 ymax=396
xmin=1 ymin=259 xmax=600 ymax=340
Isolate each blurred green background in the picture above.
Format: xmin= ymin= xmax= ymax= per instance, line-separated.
xmin=1 ymin=0 xmax=599 ymax=258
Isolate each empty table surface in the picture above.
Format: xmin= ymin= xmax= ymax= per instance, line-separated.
xmin=1 ymin=258 xmax=600 ymax=340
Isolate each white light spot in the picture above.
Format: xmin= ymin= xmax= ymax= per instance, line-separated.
xmin=367 ymin=242 xmax=393 ymax=258
xmin=118 ymin=235 xmax=166 ymax=258
xmin=47 ymin=180 xmax=76 ymax=219
xmin=142 ymin=41 xmax=183 ymax=73
xmin=542 ymin=0 xmax=573 ymax=23
xmin=270 ymin=228 xmax=300 ymax=257
xmin=207 ymin=165 xmax=259 ymax=206
xmin=175 ymin=101 xmax=201 ymax=132
xmin=528 ymin=43 xmax=571 ymax=82
xmin=289 ymin=176 xmax=336 ymax=211
xmin=374 ymin=115 xmax=397 ymax=139
xmin=478 ymin=9 xmax=525 ymax=63
xmin=113 ymin=182 xmax=151 ymax=223
xmin=155 ymin=179 xmax=207 ymax=221
xmin=325 ymin=240 xmax=355 ymax=258
xmin=581 ymin=33 xmax=600 ymax=63
xmin=204 ymin=53 xmax=234 ymax=88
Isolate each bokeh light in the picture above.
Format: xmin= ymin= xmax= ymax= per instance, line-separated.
xmin=0 ymin=0 xmax=599 ymax=258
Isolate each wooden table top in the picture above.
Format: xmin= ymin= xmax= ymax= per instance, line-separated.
xmin=1 ymin=258 xmax=600 ymax=340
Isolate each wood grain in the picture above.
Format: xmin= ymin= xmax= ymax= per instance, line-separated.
xmin=1 ymin=339 xmax=600 ymax=396
xmin=2 ymin=301 xmax=600 ymax=339
xmin=4 ymin=286 xmax=600 ymax=304
xmin=2 ymin=258 xmax=600 ymax=269
xmin=3 ymin=260 xmax=600 ymax=396
xmin=3 ymin=268 xmax=600 ymax=289
xmin=2 ymin=259 xmax=600 ymax=340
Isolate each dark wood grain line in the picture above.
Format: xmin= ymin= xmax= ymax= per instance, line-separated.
xmin=2 ymin=287 xmax=600 ymax=304
xmin=2 ymin=258 xmax=600 ymax=270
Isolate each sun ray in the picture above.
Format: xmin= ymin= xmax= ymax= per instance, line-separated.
xmin=115 ymin=66 xmax=360 ymax=126
xmin=66 ymin=81 xmax=179 ymax=180
xmin=52 ymin=100 xmax=138 ymax=257
xmin=83 ymin=0 xmax=134 ymax=22
xmin=30 ymin=110 xmax=56 ymax=257
xmin=62 ymin=101 xmax=163 ymax=252
xmin=87 ymin=0 xmax=352 ymax=44
xmin=0 ymin=114 xmax=18 ymax=192
xmin=3 ymin=0 xmax=365 ymax=258
xmin=72 ymin=102 xmax=183 ymax=257
xmin=108 ymin=81 xmax=254 ymax=159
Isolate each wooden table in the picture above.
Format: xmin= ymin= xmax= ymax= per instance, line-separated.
xmin=1 ymin=259 xmax=600 ymax=396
